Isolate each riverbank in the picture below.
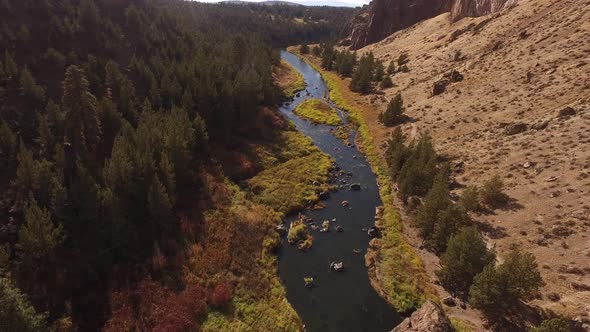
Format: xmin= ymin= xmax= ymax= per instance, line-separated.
xmin=287 ymin=46 xmax=436 ymax=313
xmin=201 ymin=60 xmax=334 ymax=331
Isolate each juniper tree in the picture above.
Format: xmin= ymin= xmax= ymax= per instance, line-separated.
xmin=469 ymin=247 xmax=544 ymax=318
xmin=379 ymin=93 xmax=405 ymax=126
xmin=380 ymin=75 xmax=393 ymax=89
xmin=387 ymin=60 xmax=396 ymax=75
xmin=384 ymin=127 xmax=409 ymax=180
xmin=436 ymin=227 xmax=495 ymax=298
xmin=373 ymin=60 xmax=385 ymax=82
xmin=415 ymin=168 xmax=450 ymax=241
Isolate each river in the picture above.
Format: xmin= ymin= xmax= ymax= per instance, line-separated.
xmin=277 ymin=51 xmax=401 ymax=332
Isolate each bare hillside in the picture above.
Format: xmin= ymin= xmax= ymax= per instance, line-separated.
xmin=355 ymin=0 xmax=590 ymax=325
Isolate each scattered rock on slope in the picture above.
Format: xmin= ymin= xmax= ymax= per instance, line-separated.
xmin=392 ymin=300 xmax=453 ymax=332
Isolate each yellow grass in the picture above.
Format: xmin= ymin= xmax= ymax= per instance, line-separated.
xmin=274 ymin=60 xmax=305 ymax=98
xmin=293 ymin=98 xmax=342 ymax=126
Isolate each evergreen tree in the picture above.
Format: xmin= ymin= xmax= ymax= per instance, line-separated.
xmin=436 ymin=227 xmax=495 ymax=298
xmin=0 ymin=120 xmax=17 ymax=167
xmin=398 ymin=134 xmax=438 ymax=199
xmin=459 ymin=185 xmax=480 ymax=212
xmin=380 ymin=75 xmax=393 ymax=89
xmin=386 ymin=60 xmax=396 ymax=75
xmin=19 ymin=68 xmax=45 ymax=106
xmin=469 ymin=247 xmax=544 ymax=318
xmin=415 ymin=169 xmax=450 ymax=242
xmin=430 ymin=204 xmax=471 ymax=253
xmin=384 ymin=127 xmax=409 ymax=180
xmin=35 ymin=115 xmax=53 ymax=158
xmin=350 ymin=52 xmax=374 ymax=94
xmin=398 ymin=53 xmax=409 ymax=66
xmin=320 ymin=44 xmax=336 ymax=71
xmin=379 ymin=93 xmax=405 ymax=126
xmin=61 ymin=65 xmax=101 ymax=158
xmin=373 ymin=60 xmax=385 ymax=82
xmin=148 ymin=175 xmax=175 ymax=241
xmin=0 ymin=277 xmax=47 ymax=332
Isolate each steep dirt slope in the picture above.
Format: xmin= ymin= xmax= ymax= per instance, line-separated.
xmin=354 ymin=0 xmax=590 ymax=325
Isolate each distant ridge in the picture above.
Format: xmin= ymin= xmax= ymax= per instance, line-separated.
xmin=218 ymin=0 xmax=361 ymax=7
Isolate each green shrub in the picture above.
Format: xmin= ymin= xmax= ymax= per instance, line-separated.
xmin=530 ymin=318 xmax=571 ymax=332
xmin=459 ymin=185 xmax=480 ymax=212
xmin=480 ymin=175 xmax=508 ymax=208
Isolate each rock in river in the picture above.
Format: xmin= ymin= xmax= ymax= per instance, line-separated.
xmin=349 ymin=183 xmax=361 ymax=191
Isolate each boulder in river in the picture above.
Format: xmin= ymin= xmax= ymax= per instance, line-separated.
xmin=330 ymin=261 xmax=345 ymax=272
xmin=368 ymin=226 xmax=380 ymax=238
xmin=275 ymin=224 xmax=287 ymax=236
xmin=341 ymin=200 xmax=350 ymax=207
xmin=349 ymin=183 xmax=361 ymax=191
xmin=318 ymin=190 xmax=330 ymax=200
xmin=336 ymin=225 xmax=344 ymax=232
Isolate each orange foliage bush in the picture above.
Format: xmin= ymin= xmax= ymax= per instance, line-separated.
xmin=211 ymin=282 xmax=232 ymax=308
xmin=104 ymin=278 xmax=207 ymax=332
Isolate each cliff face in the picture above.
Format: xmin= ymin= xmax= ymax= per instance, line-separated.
xmin=344 ymin=0 xmax=516 ymax=49
xmin=391 ymin=301 xmax=453 ymax=332
xmin=450 ymin=0 xmax=518 ymax=21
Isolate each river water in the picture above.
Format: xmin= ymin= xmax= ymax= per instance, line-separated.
xmin=277 ymin=51 xmax=400 ymax=332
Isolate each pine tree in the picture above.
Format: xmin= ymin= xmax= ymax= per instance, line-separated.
xmin=61 ymin=65 xmax=101 ymax=157
xmin=436 ymin=227 xmax=495 ymax=298
xmin=35 ymin=114 xmax=53 ymax=158
xmin=0 ymin=277 xmax=47 ymax=332
xmin=19 ymin=68 xmax=45 ymax=106
xmin=379 ymin=93 xmax=405 ymax=126
xmin=17 ymin=196 xmax=63 ymax=266
xmin=350 ymin=53 xmax=374 ymax=94
xmin=14 ymin=143 xmax=37 ymax=195
xmin=0 ymin=119 xmax=17 ymax=166
xmin=159 ymin=154 xmax=176 ymax=206
xmin=148 ymin=175 xmax=175 ymax=241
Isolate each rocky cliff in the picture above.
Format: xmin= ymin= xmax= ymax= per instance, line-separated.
xmin=343 ymin=0 xmax=516 ymax=49
xmin=392 ymin=301 xmax=453 ymax=332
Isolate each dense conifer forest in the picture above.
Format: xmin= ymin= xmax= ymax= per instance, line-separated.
xmin=0 ymin=0 xmax=355 ymax=330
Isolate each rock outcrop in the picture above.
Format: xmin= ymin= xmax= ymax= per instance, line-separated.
xmin=392 ymin=300 xmax=453 ymax=332
xmin=343 ymin=0 xmax=450 ymax=50
xmin=343 ymin=0 xmax=517 ymax=49
xmin=451 ymin=0 xmax=518 ymax=22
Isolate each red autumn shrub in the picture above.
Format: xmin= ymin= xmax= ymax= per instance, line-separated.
xmin=104 ymin=278 xmax=206 ymax=332
xmin=211 ymin=282 xmax=232 ymax=308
